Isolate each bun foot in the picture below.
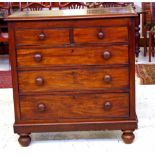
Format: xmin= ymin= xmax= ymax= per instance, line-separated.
xmin=122 ymin=130 xmax=135 ymax=144
xmin=18 ymin=134 xmax=31 ymax=147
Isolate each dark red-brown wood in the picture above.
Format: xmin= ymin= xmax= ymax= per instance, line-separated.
xmin=7 ymin=7 xmax=137 ymax=146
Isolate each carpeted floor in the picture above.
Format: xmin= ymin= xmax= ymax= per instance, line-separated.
xmin=136 ymin=64 xmax=155 ymax=85
xmin=0 ymin=71 xmax=12 ymax=88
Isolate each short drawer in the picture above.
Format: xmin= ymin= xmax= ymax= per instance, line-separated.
xmin=74 ymin=27 xmax=128 ymax=44
xmin=15 ymin=29 xmax=70 ymax=46
xmin=18 ymin=67 xmax=129 ymax=93
xmin=17 ymin=46 xmax=128 ymax=67
xmin=20 ymin=93 xmax=129 ymax=121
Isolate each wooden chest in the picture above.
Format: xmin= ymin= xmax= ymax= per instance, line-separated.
xmin=7 ymin=7 xmax=138 ymax=146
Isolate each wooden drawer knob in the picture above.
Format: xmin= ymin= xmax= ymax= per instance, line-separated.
xmin=37 ymin=103 xmax=46 ymax=112
xmin=39 ymin=32 xmax=46 ymax=40
xmin=98 ymin=31 xmax=104 ymax=39
xmin=35 ymin=77 xmax=44 ymax=86
xmin=102 ymin=51 xmax=111 ymax=60
xmin=34 ymin=53 xmax=43 ymax=62
xmin=104 ymin=75 xmax=112 ymax=83
xmin=103 ymin=102 xmax=112 ymax=111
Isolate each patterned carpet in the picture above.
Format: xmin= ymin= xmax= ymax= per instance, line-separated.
xmin=136 ymin=64 xmax=155 ymax=85
xmin=0 ymin=71 xmax=12 ymax=88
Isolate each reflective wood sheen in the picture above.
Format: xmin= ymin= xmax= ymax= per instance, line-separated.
xmin=18 ymin=67 xmax=129 ymax=93
xmin=7 ymin=6 xmax=137 ymax=146
xmin=17 ymin=46 xmax=128 ymax=67
xmin=20 ymin=93 xmax=129 ymax=121
xmin=6 ymin=6 xmax=137 ymax=21
xmin=16 ymin=29 xmax=70 ymax=45
xmin=74 ymin=27 xmax=128 ymax=43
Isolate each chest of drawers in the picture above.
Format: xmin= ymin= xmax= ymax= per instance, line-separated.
xmin=7 ymin=7 xmax=138 ymax=146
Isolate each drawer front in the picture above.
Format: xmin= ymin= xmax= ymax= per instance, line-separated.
xmin=16 ymin=29 xmax=70 ymax=45
xmin=20 ymin=93 xmax=129 ymax=121
xmin=74 ymin=27 xmax=128 ymax=43
xmin=18 ymin=67 xmax=129 ymax=93
xmin=17 ymin=46 xmax=128 ymax=67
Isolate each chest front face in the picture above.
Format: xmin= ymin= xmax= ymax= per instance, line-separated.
xmin=7 ymin=8 xmax=137 ymax=146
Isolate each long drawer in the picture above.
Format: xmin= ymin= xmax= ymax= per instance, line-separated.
xmin=17 ymin=45 xmax=128 ymax=67
xmin=18 ymin=67 xmax=129 ymax=93
xmin=20 ymin=93 xmax=129 ymax=121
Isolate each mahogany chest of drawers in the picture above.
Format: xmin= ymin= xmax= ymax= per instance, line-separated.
xmin=7 ymin=7 xmax=138 ymax=146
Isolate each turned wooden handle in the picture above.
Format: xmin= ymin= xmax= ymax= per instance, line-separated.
xmin=102 ymin=51 xmax=111 ymax=60
xmin=39 ymin=32 xmax=46 ymax=40
xmin=98 ymin=31 xmax=104 ymax=39
xmin=104 ymin=75 xmax=112 ymax=82
xmin=103 ymin=102 xmax=112 ymax=111
xmin=34 ymin=53 xmax=43 ymax=62
xmin=37 ymin=103 xmax=46 ymax=112
xmin=35 ymin=77 xmax=44 ymax=86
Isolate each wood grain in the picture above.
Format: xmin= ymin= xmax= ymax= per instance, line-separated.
xmin=7 ymin=6 xmax=137 ymax=145
xmin=14 ymin=18 xmax=130 ymax=29
xmin=16 ymin=28 xmax=70 ymax=45
xmin=20 ymin=93 xmax=129 ymax=121
xmin=74 ymin=27 xmax=128 ymax=43
xmin=18 ymin=67 xmax=129 ymax=93
xmin=17 ymin=45 xmax=128 ymax=67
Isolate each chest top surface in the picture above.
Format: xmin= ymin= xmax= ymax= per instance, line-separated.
xmin=6 ymin=6 xmax=137 ymax=21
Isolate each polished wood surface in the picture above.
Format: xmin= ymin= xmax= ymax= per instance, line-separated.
xmin=7 ymin=6 xmax=137 ymax=146
xmin=74 ymin=27 xmax=128 ymax=43
xmin=0 ymin=3 xmax=139 ymax=56
xmin=6 ymin=6 xmax=136 ymax=21
xmin=18 ymin=67 xmax=129 ymax=93
xmin=16 ymin=29 xmax=70 ymax=45
xmin=17 ymin=46 xmax=128 ymax=67
xmin=20 ymin=93 xmax=129 ymax=121
xmin=122 ymin=130 xmax=135 ymax=144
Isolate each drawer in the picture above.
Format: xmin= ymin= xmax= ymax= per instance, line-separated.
xmin=15 ymin=29 xmax=70 ymax=46
xmin=74 ymin=27 xmax=128 ymax=43
xmin=17 ymin=46 xmax=128 ymax=67
xmin=18 ymin=67 xmax=129 ymax=93
xmin=20 ymin=93 xmax=129 ymax=121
